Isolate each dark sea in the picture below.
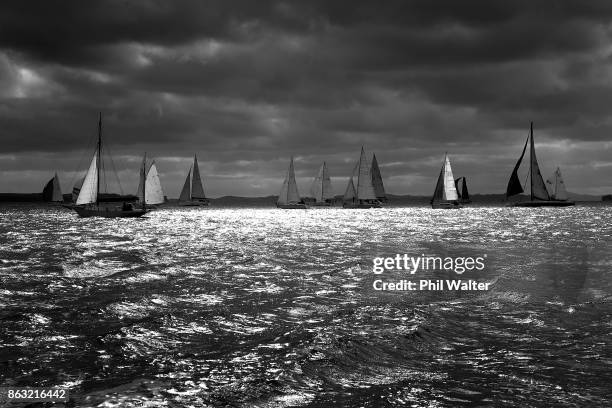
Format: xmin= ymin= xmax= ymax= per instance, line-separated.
xmin=1 ymin=204 xmax=611 ymax=407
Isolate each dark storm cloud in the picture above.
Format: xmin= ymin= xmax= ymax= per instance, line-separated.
xmin=1 ymin=0 xmax=612 ymax=196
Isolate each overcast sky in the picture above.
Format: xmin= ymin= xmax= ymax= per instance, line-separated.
xmin=1 ymin=0 xmax=611 ymax=197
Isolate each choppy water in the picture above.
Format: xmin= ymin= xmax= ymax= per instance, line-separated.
xmin=1 ymin=204 xmax=611 ymax=407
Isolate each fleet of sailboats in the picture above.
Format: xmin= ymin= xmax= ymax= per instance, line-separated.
xmin=506 ymin=122 xmax=575 ymax=207
xmin=277 ymin=157 xmax=307 ymax=209
xmin=431 ymin=153 xmax=461 ymax=209
xmin=178 ymin=155 xmax=209 ymax=206
xmin=42 ymin=114 xmax=585 ymax=213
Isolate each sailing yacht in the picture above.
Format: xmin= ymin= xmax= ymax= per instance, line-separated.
xmin=431 ymin=153 xmax=461 ymax=209
xmin=42 ymin=173 xmax=63 ymax=202
xmin=546 ymin=167 xmax=569 ymax=201
xmin=371 ymin=154 xmax=388 ymax=203
xmin=73 ymin=113 xmax=148 ymax=218
xmin=136 ymin=156 xmax=165 ymax=208
xmin=178 ymin=155 xmax=210 ymax=206
xmin=454 ymin=177 xmax=471 ymax=204
xmin=309 ymin=162 xmax=334 ymax=206
xmin=277 ymin=157 xmax=307 ymax=209
xmin=506 ymin=122 xmax=575 ymax=207
xmin=343 ymin=147 xmax=382 ymax=208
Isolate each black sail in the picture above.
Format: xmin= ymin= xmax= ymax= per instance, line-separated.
xmin=506 ymin=134 xmax=529 ymax=198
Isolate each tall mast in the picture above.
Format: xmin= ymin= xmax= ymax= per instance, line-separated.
xmin=96 ymin=112 xmax=102 ymax=206
xmin=142 ymin=152 xmax=147 ymax=212
xmin=529 ymin=121 xmax=534 ymax=201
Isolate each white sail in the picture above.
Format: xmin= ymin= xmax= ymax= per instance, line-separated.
xmin=547 ymin=167 xmax=568 ymax=201
xmin=76 ymin=152 xmax=98 ymax=205
xmin=442 ymin=155 xmax=458 ymax=201
xmin=145 ymin=162 xmax=165 ymax=204
xmin=72 ymin=177 xmax=84 ymax=203
xmin=278 ymin=157 xmax=301 ymax=204
xmin=191 ymin=156 xmax=206 ymax=199
xmin=179 ymin=168 xmax=191 ymax=202
xmin=310 ymin=162 xmax=333 ymax=202
xmin=356 ymin=147 xmax=377 ymax=200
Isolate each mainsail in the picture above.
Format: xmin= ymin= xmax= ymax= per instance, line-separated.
xmin=76 ymin=152 xmax=99 ymax=205
xmin=191 ymin=155 xmax=206 ymax=199
xmin=278 ymin=157 xmax=301 ymax=205
xmin=310 ymin=162 xmax=333 ymax=202
xmin=42 ymin=173 xmax=63 ymax=202
xmin=145 ymin=162 xmax=165 ymax=204
xmin=432 ymin=154 xmax=458 ymax=202
xmin=371 ymin=154 xmax=386 ymax=200
xmin=529 ymin=129 xmax=550 ymax=201
xmin=546 ymin=167 xmax=568 ymax=201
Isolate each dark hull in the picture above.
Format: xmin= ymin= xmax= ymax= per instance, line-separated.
xmin=310 ymin=201 xmax=334 ymax=207
xmin=277 ymin=203 xmax=307 ymax=209
xmin=431 ymin=201 xmax=462 ymax=209
xmin=510 ymin=200 xmax=575 ymax=207
xmin=74 ymin=206 xmax=148 ymax=218
xmin=179 ymin=200 xmax=210 ymax=207
xmin=343 ymin=202 xmax=382 ymax=209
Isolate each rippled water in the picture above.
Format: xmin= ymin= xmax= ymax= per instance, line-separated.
xmin=1 ymin=204 xmax=611 ymax=407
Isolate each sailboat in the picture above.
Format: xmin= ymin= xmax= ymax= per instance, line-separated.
xmin=178 ymin=155 xmax=209 ymax=206
xmin=277 ymin=157 xmax=307 ymax=209
xmin=73 ymin=113 xmax=148 ymax=218
xmin=506 ymin=122 xmax=575 ymax=207
xmin=431 ymin=153 xmax=461 ymax=209
xmin=343 ymin=147 xmax=382 ymax=208
xmin=136 ymin=156 xmax=165 ymax=208
xmin=371 ymin=154 xmax=388 ymax=203
xmin=42 ymin=173 xmax=63 ymax=202
xmin=454 ymin=177 xmax=471 ymax=204
xmin=546 ymin=167 xmax=570 ymax=201
xmin=309 ymin=162 xmax=334 ymax=206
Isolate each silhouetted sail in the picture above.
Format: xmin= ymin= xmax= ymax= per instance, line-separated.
xmin=136 ymin=156 xmax=146 ymax=200
xmin=506 ymin=135 xmax=528 ymax=198
xmin=455 ymin=177 xmax=470 ymax=202
xmin=179 ymin=168 xmax=191 ymax=202
xmin=191 ymin=155 xmax=206 ymax=199
xmin=72 ymin=177 xmax=84 ymax=202
xmin=530 ymin=130 xmax=550 ymax=201
xmin=278 ymin=157 xmax=302 ymax=205
xmin=546 ymin=167 xmax=568 ymax=201
xmin=371 ymin=154 xmax=386 ymax=201
xmin=432 ymin=154 xmax=458 ymax=203
xmin=76 ymin=152 xmax=98 ymax=205
xmin=310 ymin=162 xmax=333 ymax=203
xmin=42 ymin=173 xmax=63 ymax=202
xmin=356 ymin=147 xmax=377 ymax=200
xmin=145 ymin=162 xmax=165 ymax=204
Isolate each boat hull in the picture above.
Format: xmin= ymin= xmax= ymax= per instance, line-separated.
xmin=277 ymin=203 xmax=307 ymax=209
xmin=178 ymin=200 xmax=210 ymax=207
xmin=431 ymin=201 xmax=462 ymax=209
xmin=309 ymin=201 xmax=334 ymax=207
xmin=73 ymin=205 xmax=148 ymax=218
xmin=343 ymin=201 xmax=382 ymax=209
xmin=509 ymin=200 xmax=575 ymax=207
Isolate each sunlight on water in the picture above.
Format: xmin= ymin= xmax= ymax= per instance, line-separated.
xmin=0 ymin=204 xmax=611 ymax=406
